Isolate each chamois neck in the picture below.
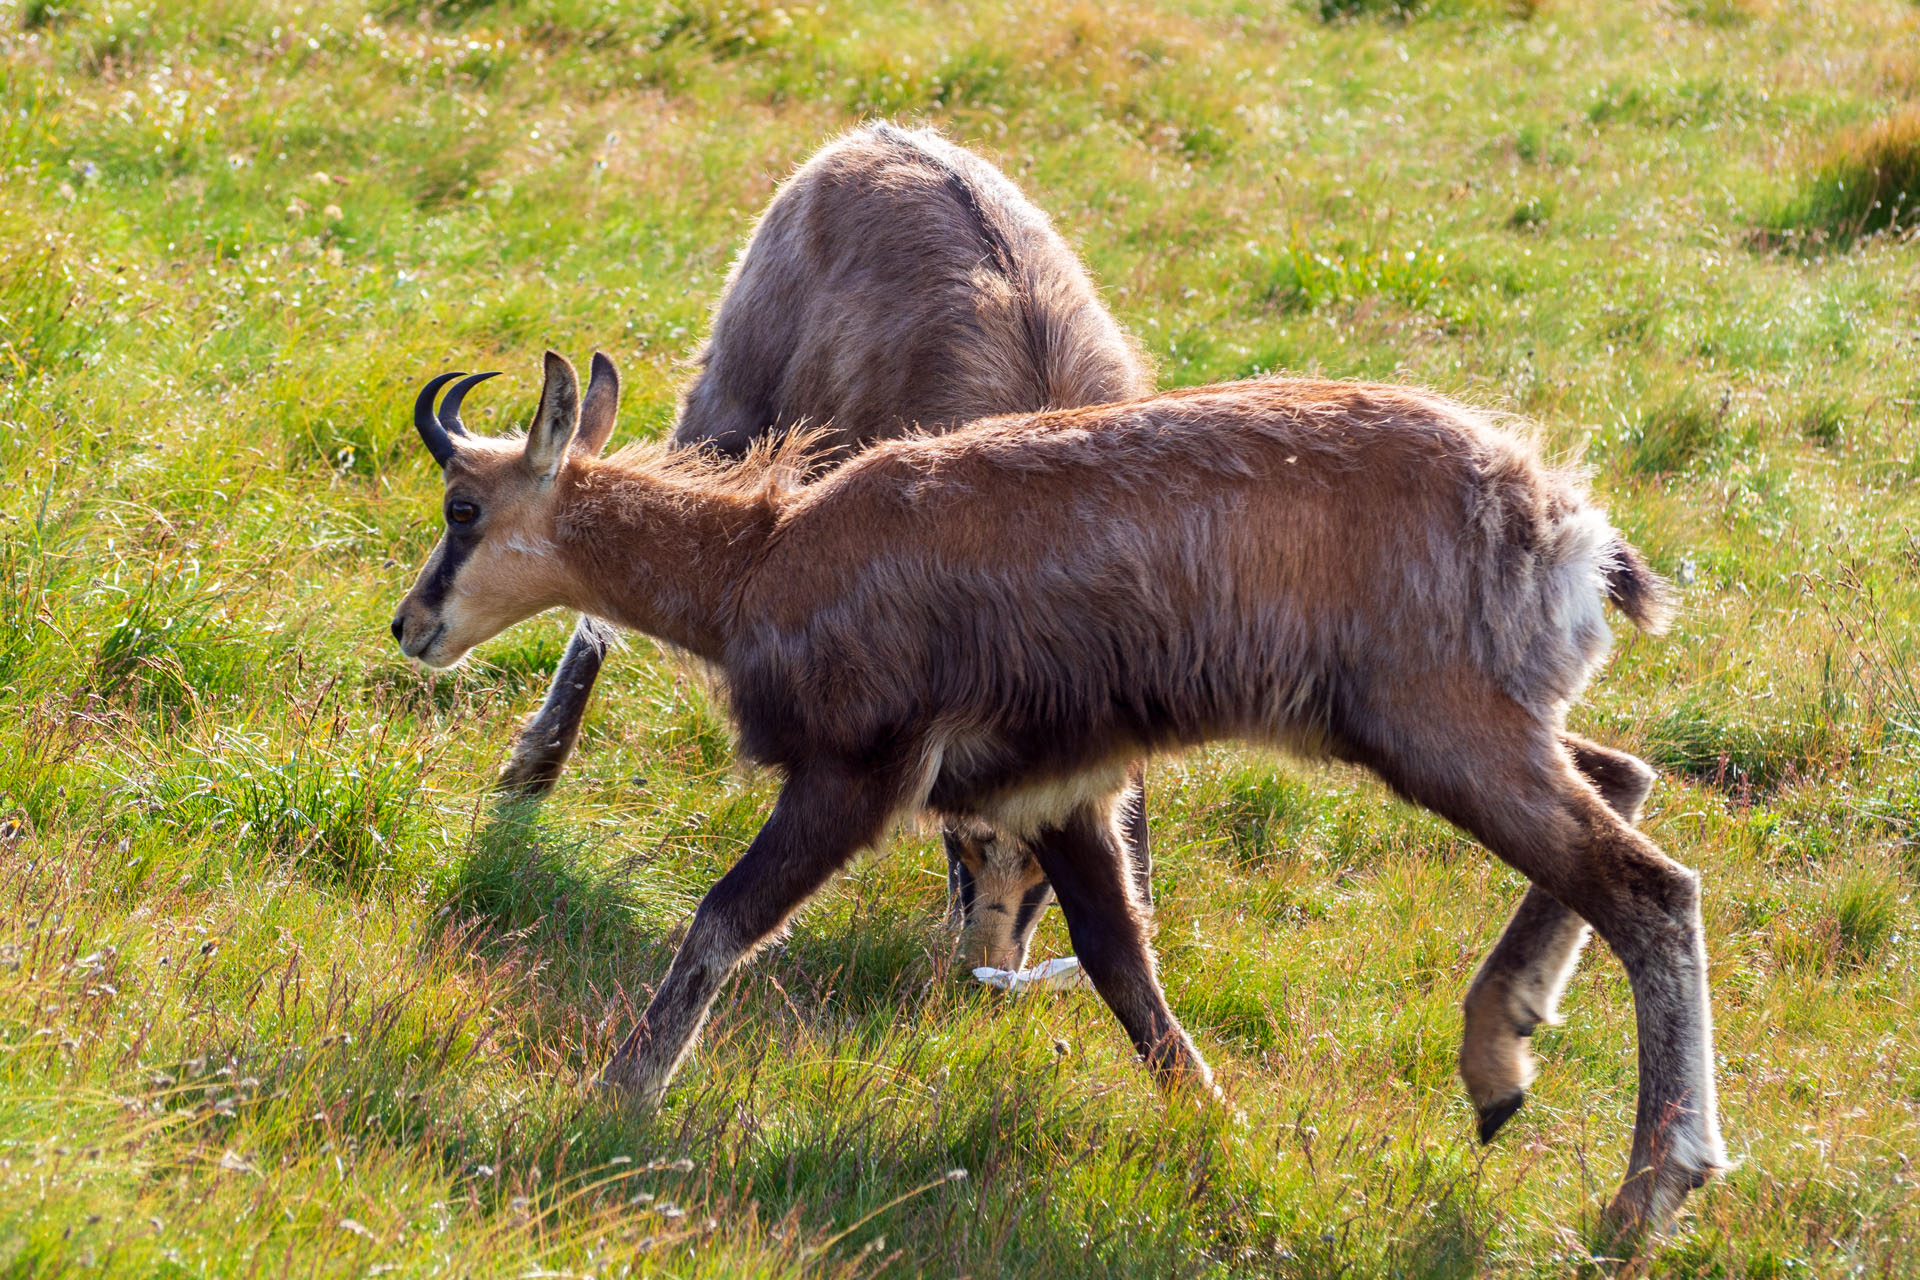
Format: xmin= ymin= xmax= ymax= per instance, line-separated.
xmin=552 ymin=455 xmax=779 ymax=662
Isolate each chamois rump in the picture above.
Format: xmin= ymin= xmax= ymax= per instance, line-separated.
xmin=390 ymin=351 xmax=1725 ymax=1238
xmin=496 ymin=123 xmax=1152 ymax=973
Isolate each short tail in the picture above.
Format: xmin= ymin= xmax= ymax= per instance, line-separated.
xmin=1604 ymin=536 xmax=1675 ymax=634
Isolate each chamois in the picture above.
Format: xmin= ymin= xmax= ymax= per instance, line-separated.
xmin=391 ymin=351 xmax=1724 ymax=1238
xmin=491 ymin=123 xmax=1661 ymax=1128
xmin=495 ymin=123 xmax=1152 ymax=973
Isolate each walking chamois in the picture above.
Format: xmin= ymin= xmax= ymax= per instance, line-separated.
xmin=392 ymin=350 xmax=1723 ymax=1238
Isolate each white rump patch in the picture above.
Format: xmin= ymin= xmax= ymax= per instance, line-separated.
xmin=1483 ymin=502 xmax=1619 ymax=714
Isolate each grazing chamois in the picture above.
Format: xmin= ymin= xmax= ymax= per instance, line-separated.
xmin=392 ymin=351 xmax=1724 ymax=1238
xmin=495 ymin=123 xmax=1152 ymax=973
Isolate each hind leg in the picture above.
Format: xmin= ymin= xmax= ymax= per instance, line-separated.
xmin=1119 ymin=763 xmax=1154 ymax=906
xmin=1563 ymin=735 xmax=1659 ymax=824
xmin=1461 ymin=734 xmax=1657 ymax=1141
xmin=1376 ymin=716 xmax=1722 ymax=1239
xmin=498 ymin=616 xmax=611 ymax=796
xmin=1459 ymin=885 xmax=1591 ymax=1142
xmin=1022 ymin=795 xmax=1214 ymax=1095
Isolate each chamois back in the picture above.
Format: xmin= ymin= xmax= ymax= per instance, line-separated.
xmin=712 ymin=379 xmax=1659 ymax=788
xmin=673 ymin=123 xmax=1149 ymax=461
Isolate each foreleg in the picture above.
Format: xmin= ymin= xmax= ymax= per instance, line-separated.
xmin=600 ymin=764 xmax=901 ymax=1104
xmin=1026 ymin=797 xmax=1214 ymax=1095
xmin=498 ymin=615 xmax=612 ymax=796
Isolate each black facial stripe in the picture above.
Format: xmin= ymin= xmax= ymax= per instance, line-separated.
xmin=946 ymin=846 xmax=977 ymax=923
xmin=1010 ymin=879 xmax=1054 ymax=941
xmin=416 ymin=530 xmax=478 ymax=611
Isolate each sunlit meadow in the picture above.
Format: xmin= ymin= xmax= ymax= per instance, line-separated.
xmin=2 ymin=0 xmax=1918 ymax=1274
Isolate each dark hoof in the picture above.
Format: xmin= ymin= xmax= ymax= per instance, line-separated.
xmin=1477 ymin=1091 xmax=1525 ymax=1145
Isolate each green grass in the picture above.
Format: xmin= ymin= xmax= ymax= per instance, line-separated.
xmin=1768 ymin=102 xmax=1920 ymax=249
xmin=2 ymin=0 xmax=1919 ymax=1274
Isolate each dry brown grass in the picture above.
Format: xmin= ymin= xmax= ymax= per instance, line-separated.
xmin=1769 ymin=102 xmax=1920 ymax=248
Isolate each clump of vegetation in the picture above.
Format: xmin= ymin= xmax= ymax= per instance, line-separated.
xmin=1622 ymin=387 xmax=1732 ymax=475
xmin=1774 ymin=859 xmax=1902 ymax=973
xmin=1643 ymin=689 xmax=1849 ymax=793
xmin=1831 ymin=862 xmax=1901 ymax=966
xmin=1677 ymin=0 xmax=1763 ymax=27
xmin=91 ymin=572 xmax=252 ymax=720
xmin=0 ymin=246 xmax=91 ymax=384
xmin=1176 ymin=756 xmax=1319 ymax=866
xmin=1768 ymin=104 xmax=1920 ymax=249
xmin=1259 ymin=234 xmax=1449 ymax=313
xmin=1317 ymin=0 xmax=1425 ymax=21
xmin=158 ymin=717 xmax=439 ymax=885
xmin=1796 ymin=397 xmax=1848 ymax=448
xmin=1512 ymin=121 xmax=1572 ymax=166
xmin=1507 ymin=194 xmax=1555 ymax=231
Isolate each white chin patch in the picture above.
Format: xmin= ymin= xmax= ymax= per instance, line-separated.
xmin=414 ymin=633 xmax=472 ymax=670
xmin=427 ymin=645 xmax=473 ymax=670
xmin=418 ymin=605 xmax=482 ymax=669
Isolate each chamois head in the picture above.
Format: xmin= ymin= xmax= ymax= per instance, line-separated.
xmin=391 ymin=350 xmax=620 ymax=668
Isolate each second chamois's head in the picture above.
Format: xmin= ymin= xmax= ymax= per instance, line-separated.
xmin=391 ymin=351 xmax=618 ymax=668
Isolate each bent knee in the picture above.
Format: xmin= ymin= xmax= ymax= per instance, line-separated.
xmin=1567 ymin=737 xmax=1657 ymax=821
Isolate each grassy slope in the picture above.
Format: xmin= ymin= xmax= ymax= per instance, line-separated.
xmin=2 ymin=0 xmax=1918 ymax=1274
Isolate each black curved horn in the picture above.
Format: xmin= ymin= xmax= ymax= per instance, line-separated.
xmin=438 ymin=371 xmax=501 ymax=438
xmin=414 ymin=371 xmax=465 ymax=467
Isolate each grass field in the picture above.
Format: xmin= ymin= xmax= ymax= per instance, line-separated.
xmin=3 ymin=0 xmax=1920 ymax=1274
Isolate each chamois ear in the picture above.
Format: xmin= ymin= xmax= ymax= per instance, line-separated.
xmin=524 ymin=350 xmax=580 ymax=484
xmin=573 ymin=351 xmax=620 ymax=457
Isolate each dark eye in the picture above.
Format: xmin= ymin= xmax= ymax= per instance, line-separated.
xmin=447 ymin=500 xmax=479 ymax=525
